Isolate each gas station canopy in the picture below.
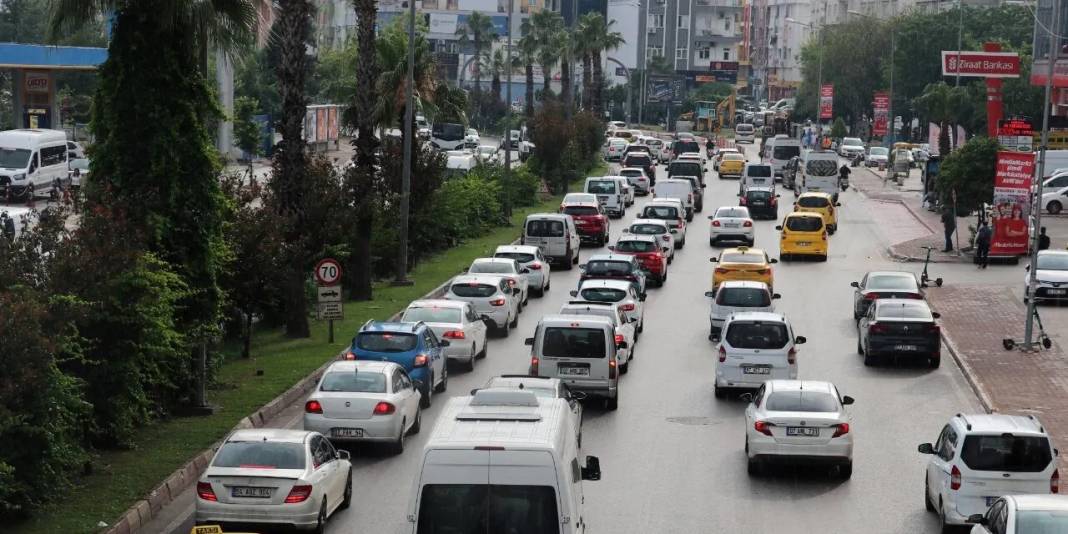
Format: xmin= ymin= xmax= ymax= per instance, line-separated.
xmin=0 ymin=43 xmax=107 ymax=70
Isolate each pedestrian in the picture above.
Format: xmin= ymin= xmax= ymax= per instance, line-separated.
xmin=2 ymin=211 xmax=15 ymax=241
xmin=1039 ymin=226 xmax=1051 ymax=251
xmin=941 ymin=207 xmax=956 ymax=252
xmin=975 ymin=220 xmax=992 ymax=269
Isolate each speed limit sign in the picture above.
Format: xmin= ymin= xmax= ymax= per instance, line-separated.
xmin=314 ymin=258 xmax=342 ymax=286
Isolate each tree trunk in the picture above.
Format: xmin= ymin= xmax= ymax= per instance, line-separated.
xmin=525 ymin=64 xmax=534 ymax=117
xmin=242 ymin=311 xmax=253 ymax=358
xmin=541 ymin=63 xmax=552 ymax=97
xmin=351 ymin=0 xmax=379 ymax=301
xmin=581 ymin=52 xmax=592 ymax=110
xmin=492 ymin=72 xmax=501 ymax=102
xmin=938 ymin=120 xmax=951 ymax=156
xmin=592 ymin=50 xmax=604 ymax=115
xmin=561 ymin=59 xmax=572 ymax=118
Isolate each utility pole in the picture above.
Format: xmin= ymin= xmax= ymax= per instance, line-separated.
xmin=504 ymin=0 xmax=514 ymax=216
xmin=955 ymin=0 xmax=963 ymax=87
xmin=394 ymin=0 xmax=416 ymax=286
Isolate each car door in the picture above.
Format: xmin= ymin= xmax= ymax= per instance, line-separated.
xmin=616 ymin=307 xmax=635 ymax=348
xmin=853 ymin=274 xmax=868 ymax=315
xmin=310 ymin=436 xmax=340 ymax=506
xmin=927 ymin=425 xmax=956 ymax=502
xmin=423 ymin=330 xmax=444 ymax=385
xmin=391 ymin=371 xmax=412 ymax=429
xmin=398 ymin=370 xmax=419 ymax=423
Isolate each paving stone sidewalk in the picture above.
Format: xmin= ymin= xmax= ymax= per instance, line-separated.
xmin=926 ymin=283 xmax=1068 ymax=469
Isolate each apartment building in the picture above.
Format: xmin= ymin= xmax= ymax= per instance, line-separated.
xmin=643 ymin=0 xmax=745 ymax=72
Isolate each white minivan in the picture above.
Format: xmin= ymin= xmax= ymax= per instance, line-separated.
xmin=527 ymin=314 xmax=623 ymax=410
xmin=798 ymin=149 xmax=842 ymax=201
xmin=653 ymin=178 xmax=696 ymax=221
xmin=408 ymin=389 xmax=601 ymax=534
xmin=585 ymin=176 xmax=626 ymax=218
xmin=735 ymin=123 xmax=756 ymax=144
xmin=0 ymin=129 xmax=70 ymax=201
xmin=769 ymin=135 xmax=801 ymax=180
xmin=522 ymin=213 xmax=580 ymax=269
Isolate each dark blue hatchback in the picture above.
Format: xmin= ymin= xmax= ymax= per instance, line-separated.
xmin=343 ymin=320 xmax=449 ymax=407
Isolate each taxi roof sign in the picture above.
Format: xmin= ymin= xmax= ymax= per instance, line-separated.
xmin=191 ymin=526 xmax=223 ymax=534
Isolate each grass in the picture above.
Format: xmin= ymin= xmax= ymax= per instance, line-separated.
xmin=11 ymin=179 xmax=581 ymax=534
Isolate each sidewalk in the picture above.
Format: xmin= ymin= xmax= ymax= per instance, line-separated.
xmin=927 ymin=284 xmax=1068 ymax=470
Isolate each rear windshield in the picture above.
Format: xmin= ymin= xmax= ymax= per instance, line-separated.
xmin=876 ymin=303 xmax=933 ymax=320
xmin=402 ymin=307 xmax=462 ymax=323
xmin=746 ymin=166 xmax=772 ymax=177
xmin=798 ymin=196 xmax=830 ymax=208
xmin=579 ymin=287 xmax=627 ymax=302
xmin=674 ymin=141 xmax=700 ymax=153
xmin=643 ymin=206 xmax=679 ymax=219
xmin=717 ymin=288 xmax=771 ymax=307
xmin=716 ymin=208 xmax=749 ymax=219
xmin=620 ymin=169 xmax=643 ymax=177
xmin=736 ymin=124 xmax=754 ymax=133
xmin=668 ymin=162 xmax=702 ymax=176
xmin=586 ymin=260 xmax=631 ymax=275
xmin=625 ymin=155 xmax=652 ymax=166
xmin=563 ymin=206 xmax=599 ymax=216
xmin=960 ymin=435 xmax=1052 ymax=472
xmin=417 ymin=485 xmax=558 ymax=534
xmin=773 ymin=145 xmax=800 ymax=160
xmin=450 ymin=283 xmax=499 ymax=298
xmin=746 ymin=190 xmax=772 ymax=200
xmin=648 ymin=139 xmax=663 ymax=147
xmin=806 ymin=159 xmax=839 ymax=176
xmin=470 ymin=262 xmax=515 ymax=274
xmin=526 ymin=219 xmax=564 ymax=237
xmin=630 ymin=223 xmax=667 ymax=235
xmin=587 ymin=180 xmax=617 ymax=194
xmin=615 ymin=240 xmax=656 ymax=253
xmin=542 ymin=327 xmax=608 ymax=358
xmin=213 ymin=441 xmax=306 ymax=470
xmin=495 ymin=252 xmax=536 ymax=263
xmin=721 ymin=252 xmax=765 ymax=263
xmin=786 ymin=216 xmax=824 ymax=232
xmin=723 ymin=154 xmax=745 ymax=161
xmin=843 ymin=138 xmax=863 ymax=147
xmin=1016 ymin=510 xmax=1068 ymax=532
xmin=356 ymin=332 xmax=418 ymax=352
xmin=765 ymin=392 xmax=839 ymax=412
xmin=724 ymin=321 xmax=789 ymax=349
xmin=320 ymin=371 xmax=387 ymax=393
xmin=867 ymin=275 xmax=917 ymax=290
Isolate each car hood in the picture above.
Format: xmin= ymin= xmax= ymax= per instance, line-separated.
xmin=1034 ymin=269 xmax=1068 ymax=284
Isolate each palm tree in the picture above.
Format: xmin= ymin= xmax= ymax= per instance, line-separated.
xmin=456 ymin=12 xmax=498 ymax=93
xmin=517 ymin=20 xmax=538 ymax=116
xmin=558 ymin=32 xmax=574 ymax=116
xmin=913 ymin=82 xmax=969 ymax=155
xmin=577 ymin=15 xmax=595 ymax=110
xmin=531 ymin=10 xmax=563 ymax=97
xmin=350 ymin=0 xmax=380 ymax=301
xmin=373 ymin=17 xmax=437 ymax=133
xmin=591 ymin=16 xmax=625 ymax=114
xmin=486 ymin=48 xmax=507 ymax=101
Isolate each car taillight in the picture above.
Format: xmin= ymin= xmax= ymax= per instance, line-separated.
xmin=787 ymin=347 xmax=797 ymax=364
xmin=863 ymin=293 xmax=880 ymax=300
xmin=529 ymin=262 xmax=542 ymax=270
xmin=832 ymin=423 xmax=850 ymax=438
xmin=739 ymin=196 xmax=747 ymax=205
xmin=304 ymin=400 xmax=323 ymax=414
xmin=927 ymin=324 xmax=941 ymax=335
xmin=950 ymin=465 xmax=961 ymax=491
xmin=662 ymin=234 xmax=671 ymax=241
xmin=1053 ymin=469 xmax=1060 ymax=494
xmin=715 ymin=267 xmax=729 ymax=274
xmin=443 ymin=330 xmax=465 ymax=339
xmin=530 ymin=356 xmax=540 ymax=375
xmin=718 ymin=346 xmax=727 ymax=362
xmin=342 ymin=350 xmax=357 ymax=360
xmin=615 ymin=334 xmax=625 ymax=344
xmin=413 ymin=354 xmax=429 ymax=367
xmin=609 ymin=358 xmax=617 ymax=379
xmin=754 ymin=269 xmax=768 ymax=275
xmin=621 ymin=303 xmax=635 ymax=311
xmin=490 ymin=297 xmax=506 ymax=306
xmin=712 ymin=220 xmax=721 ymax=227
xmin=869 ymin=323 xmax=889 ymax=335
xmin=743 ymin=220 xmax=753 ymax=227
xmin=196 ymin=482 xmax=217 ymax=501
xmin=754 ymin=421 xmax=773 ymax=436
xmin=285 ymin=485 xmax=313 ymax=504
xmin=373 ymin=401 xmax=395 ymax=415
xmin=770 ymin=197 xmax=778 ymax=206
xmin=903 ymin=292 xmax=924 ymax=299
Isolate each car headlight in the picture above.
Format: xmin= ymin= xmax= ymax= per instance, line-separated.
xmin=13 ymin=173 xmax=25 ymax=180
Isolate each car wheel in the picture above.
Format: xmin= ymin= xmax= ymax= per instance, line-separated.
xmin=620 ymin=360 xmax=629 ymax=374
xmin=660 ymin=273 xmax=667 ymax=286
xmin=929 ymin=355 xmax=941 ymax=368
xmin=410 ymin=408 xmax=422 ymax=435
xmin=562 ymin=253 xmax=573 ymax=271
xmin=637 ymin=318 xmax=644 ymax=334
xmin=677 ymin=238 xmax=686 ymax=250
xmin=339 ymin=469 xmax=353 ymax=509
xmin=573 ymin=252 xmax=580 ymax=265
xmin=747 ymin=456 xmax=761 ymax=476
xmin=925 ymin=475 xmax=936 ymax=512
xmin=714 ymin=384 xmax=725 ymax=399
xmin=392 ymin=418 xmax=406 ymax=455
xmin=478 ymin=340 xmax=488 ymax=359
xmin=420 ymin=380 xmax=432 ymax=408
xmin=605 ymin=390 xmax=619 ymax=410
xmin=436 ymin=364 xmax=448 ymax=393
xmin=1049 ymin=201 xmax=1063 ymax=215
xmin=939 ymin=502 xmax=952 ymax=534
xmin=509 ymin=312 xmax=519 ymax=329
xmin=857 ymin=338 xmax=864 ymax=355
xmin=668 ymin=254 xmax=674 ymax=264
xmin=747 ymin=239 xmax=755 ymax=247
xmin=314 ymin=500 xmax=327 ymax=534
xmin=838 ymin=461 xmax=852 ymax=480
xmin=863 ymin=346 xmax=876 ymax=366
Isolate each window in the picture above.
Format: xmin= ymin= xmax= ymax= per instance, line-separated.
xmin=579 ymin=287 xmax=627 ymax=303
xmin=321 ymin=371 xmax=387 ymax=393
xmin=0 ymin=148 xmax=31 ymax=169
xmin=615 ymin=240 xmax=656 ymax=253
xmin=450 ymin=283 xmax=498 ymax=298
xmin=774 ymin=145 xmax=801 ymax=160
xmin=417 ymin=485 xmax=559 ymax=534
xmin=541 ymin=327 xmax=607 ymax=358
xmin=649 ymin=14 xmax=664 ymax=28
xmin=677 ymin=15 xmax=689 ymax=28
xmin=960 ymin=435 xmax=1053 ymax=472
xmin=785 ymin=216 xmax=824 ymax=232
xmin=399 ymin=371 xmax=413 ymax=390
xmin=40 ymin=145 xmax=66 ymax=167
xmin=402 ymin=307 xmax=462 ymax=323
xmin=312 ymin=436 xmax=335 ymax=468
xmin=698 ymin=48 xmax=710 ymax=60
xmin=585 ymin=260 xmax=632 ymax=276
xmin=630 ymin=223 xmax=668 ymax=236
xmin=423 ymin=331 xmax=438 ymax=348
xmin=213 ymin=440 xmax=306 ymax=469
xmin=563 ymin=206 xmax=598 ymax=216
xmin=525 ymin=219 xmax=564 ymax=237
xmin=495 ymin=252 xmax=536 ymax=263
xmin=1015 ymin=509 xmax=1068 ymax=532
xmin=725 ymin=321 xmax=790 ymax=349
xmin=716 ymin=288 xmax=772 ymax=307
xmin=392 ymin=372 xmax=404 ymax=393
xmin=765 ymin=391 xmax=840 ymax=412
xmin=725 ymin=18 xmax=731 ymax=30
xmin=723 ymin=48 xmax=731 ymax=60
xmin=746 ymin=165 xmax=772 ymax=178
xmin=647 ymin=46 xmax=664 ymax=58
xmin=586 ymin=180 xmax=617 ymax=194
xmin=355 ymin=332 xmax=418 ymax=352
xmin=470 ymin=261 xmax=517 ymax=275
xmin=797 ymin=196 xmax=829 ymax=208
xmin=676 ymin=47 xmax=688 ymax=59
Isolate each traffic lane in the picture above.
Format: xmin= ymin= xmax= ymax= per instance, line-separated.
xmin=324 ymin=184 xmax=670 ymax=533
xmin=579 ymin=163 xmax=982 ymax=533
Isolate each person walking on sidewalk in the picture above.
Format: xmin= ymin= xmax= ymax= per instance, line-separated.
xmin=975 ymin=220 xmax=992 ymax=269
xmin=1039 ymin=226 xmax=1051 ymax=251
xmin=941 ymin=207 xmax=956 ymax=252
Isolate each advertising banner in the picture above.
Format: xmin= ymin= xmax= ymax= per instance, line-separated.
xmin=316 ymin=108 xmax=327 ymax=142
xmin=996 ymin=117 xmax=1033 ymax=152
xmin=428 ymin=13 xmax=459 ymax=35
xmin=646 ymin=76 xmax=684 ymax=103
xmin=819 ymin=84 xmax=834 ymax=120
xmin=941 ymin=51 xmax=1021 ymax=78
xmin=872 ymin=92 xmax=890 ymax=136
xmin=990 ymin=151 xmax=1035 ymax=256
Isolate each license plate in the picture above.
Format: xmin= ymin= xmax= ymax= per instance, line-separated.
xmin=894 ymin=345 xmax=918 ymax=351
xmin=797 ymin=242 xmax=811 ymax=246
xmin=742 ymin=366 xmax=770 ymax=375
xmin=751 ymin=201 xmax=765 ymax=206
xmin=232 ymin=486 xmax=273 ymax=498
xmin=575 ymin=219 xmax=587 ymax=224
xmin=725 ymin=223 xmax=739 ymax=228
xmin=332 ymin=428 xmax=364 ymax=438
xmin=1049 ymin=289 xmax=1067 ymax=295
xmin=786 ymin=427 xmax=820 ymax=437
xmin=559 ymin=367 xmax=589 ymax=376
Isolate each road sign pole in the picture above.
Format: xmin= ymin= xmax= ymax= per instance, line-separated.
xmin=329 ymin=319 xmax=334 ymax=344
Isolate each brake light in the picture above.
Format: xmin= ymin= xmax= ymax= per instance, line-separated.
xmin=903 ymin=292 xmax=923 ymax=299
xmin=662 ymin=234 xmax=671 ymax=241
xmin=718 ymin=346 xmax=727 ymax=362
xmin=615 ymin=334 xmax=625 ymax=345
xmin=869 ymin=323 xmax=888 ymax=334
xmin=530 ymin=356 xmax=539 ymax=375
xmin=489 ymin=297 xmax=506 ymax=306
xmin=285 ymin=485 xmax=313 ymax=503
xmin=787 ymin=347 xmax=797 ymax=364
xmin=304 ymin=400 xmax=323 ymax=414
xmin=342 ymin=350 xmax=357 ymax=360
xmin=620 ymin=303 xmax=635 ymax=311
xmin=864 ymin=293 xmax=880 ymax=300
xmin=739 ymin=196 xmax=747 ymax=205
xmin=609 ymin=358 xmax=617 ymax=379
xmin=754 ymin=421 xmax=773 ymax=436
xmin=529 ymin=262 xmax=542 ymax=270
xmin=754 ymin=269 xmax=768 ymax=275
xmin=712 ymin=220 xmax=721 ymax=227
xmin=373 ymin=401 xmax=395 ymax=415
xmin=828 ymin=207 xmax=835 ymax=215
xmin=715 ymin=268 xmax=729 ymax=274
xmin=743 ymin=220 xmax=753 ymax=227
xmin=832 ymin=423 xmax=850 ymax=438
xmin=413 ymin=354 xmax=429 ymax=367
xmin=950 ymin=465 xmax=961 ymax=491
xmin=443 ymin=330 xmax=465 ymax=339
xmin=197 ymin=482 xmax=217 ymax=501
xmin=770 ymin=197 xmax=778 ymax=206
xmin=1053 ymin=469 xmax=1060 ymax=494
xmin=927 ymin=324 xmax=941 ymax=335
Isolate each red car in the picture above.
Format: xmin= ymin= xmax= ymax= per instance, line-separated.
xmin=609 ymin=235 xmax=669 ymax=286
xmin=561 ymin=200 xmax=610 ymax=246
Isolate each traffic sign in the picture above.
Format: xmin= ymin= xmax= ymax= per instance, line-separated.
xmin=317 ymin=302 xmax=344 ymax=320
xmin=314 ymin=258 xmax=342 ymax=286
xmin=318 ymin=285 xmax=342 ymax=303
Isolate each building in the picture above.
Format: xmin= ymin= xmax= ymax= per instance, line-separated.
xmin=643 ymin=0 xmax=744 ymax=73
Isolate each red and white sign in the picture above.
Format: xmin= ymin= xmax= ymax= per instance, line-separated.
xmin=941 ymin=51 xmax=1020 ymax=78
xmin=990 ymin=151 xmax=1035 ymax=256
xmin=23 ymin=72 xmax=50 ymax=94
xmin=819 ymin=84 xmax=834 ymax=120
xmin=314 ymin=258 xmax=343 ymax=286
xmin=872 ymin=92 xmax=890 ymax=136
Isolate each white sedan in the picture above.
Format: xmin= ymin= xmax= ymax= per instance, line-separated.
xmin=467 ymin=257 xmax=531 ymax=307
xmin=494 ymin=244 xmax=552 ymax=296
xmin=708 ymin=206 xmax=755 ymax=247
xmin=464 ymin=128 xmax=480 ymax=148
xmin=401 ymin=299 xmax=489 ymax=369
xmin=1025 ymin=250 xmax=1068 ymax=301
xmin=196 ymin=428 xmax=352 ymax=531
xmin=570 ymin=278 xmax=645 ymax=334
xmin=743 ymin=379 xmax=854 ymax=478
xmin=474 ymin=144 xmax=500 ymax=165
xmin=1041 ymin=185 xmax=1068 ymax=214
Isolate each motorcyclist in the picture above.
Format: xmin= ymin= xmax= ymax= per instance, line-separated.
xmin=839 ymin=164 xmax=852 ymax=190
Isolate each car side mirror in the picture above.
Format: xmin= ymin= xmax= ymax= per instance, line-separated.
xmin=639 ymin=293 xmax=646 ymax=302
xmin=842 ymin=396 xmax=854 ymax=405
xmin=670 ymin=229 xmax=678 ymax=234
xmin=772 ymin=293 xmax=781 ymax=299
xmin=630 ymin=317 xmax=638 ymax=323
xmin=462 ymin=267 xmax=469 ymax=273
xmin=917 ymin=443 xmax=935 ymax=455
xmin=581 ymin=456 xmax=601 ymax=481
xmin=769 ymin=258 xmax=779 ymax=264
xmin=967 ymin=514 xmax=987 ymax=525
xmin=709 ymin=258 xmax=718 ymax=263
xmin=850 ymin=281 xmax=859 ymax=288
xmin=578 ymin=264 xmax=587 ymax=270
xmin=337 ymin=450 xmax=351 ymax=461
xmin=1025 ymin=265 xmax=1030 ymax=271
xmin=513 ymin=288 xmax=521 ymax=296
xmin=607 ymin=245 xmax=615 ymax=251
xmin=704 ymin=290 xmax=716 ymax=297
xmin=662 ymin=247 xmax=670 ymax=253
xmin=836 ymin=202 xmax=842 ymax=207
xmin=524 ymin=337 xmax=534 ymax=346
xmin=570 ymin=390 xmax=587 ymax=402
xmin=569 ymin=290 xmax=578 ymax=297
xmin=413 ymin=379 xmax=426 ymax=392
xmin=775 ymin=225 xmax=783 ymax=230
xmin=707 ymin=215 xmax=715 ymax=220
xmin=521 ymin=268 xmax=530 ymax=274
xmin=931 ymin=312 xmax=941 ymax=319
xmin=470 ymin=388 xmax=480 ymax=395
xmin=622 ymin=228 xmax=630 ymax=233
xmin=439 ymin=339 xmax=451 ymax=347
xmin=794 ymin=336 xmax=806 ymax=345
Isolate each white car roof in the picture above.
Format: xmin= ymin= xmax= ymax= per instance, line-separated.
xmin=726 ymin=311 xmax=787 ymax=323
xmin=764 ymin=379 xmax=835 ymax=394
xmin=630 ymin=218 xmax=670 ymax=227
xmin=495 ymin=245 xmax=541 ymax=255
xmin=647 ymin=198 xmax=684 ymax=207
xmin=578 ymin=279 xmax=635 ymax=291
xmin=472 ymin=257 xmax=517 ymax=267
xmin=716 ymin=280 xmax=770 ymax=291
xmin=619 ymin=167 xmax=646 ymax=174
xmin=325 ymin=360 xmax=397 ymax=374
xmin=409 ymin=299 xmax=468 ymax=310
xmin=1008 ymin=494 xmax=1068 ymax=510
xmin=526 ymin=212 xmax=570 ymax=221
xmin=452 ymin=274 xmax=507 ymax=285
xmin=227 ymin=428 xmax=312 ymax=444
xmin=538 ymin=314 xmax=613 ymax=328
xmin=952 ymin=413 xmax=1048 ymax=436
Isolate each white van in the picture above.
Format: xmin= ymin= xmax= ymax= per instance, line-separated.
xmin=735 ymin=123 xmax=756 ymax=144
xmin=739 ymin=163 xmax=775 ymax=196
xmin=526 ymin=314 xmax=623 ymax=410
xmin=768 ymin=135 xmax=801 ymax=179
xmin=0 ymin=129 xmax=70 ymax=201
xmin=584 ymin=176 xmax=626 ymax=218
xmin=408 ymin=389 xmax=601 ymax=534
xmin=522 ymin=213 xmax=580 ymax=269
xmin=653 ymin=178 xmax=696 ymax=221
xmin=798 ymin=149 xmax=841 ymax=201
xmin=444 ymin=151 xmax=477 ymax=177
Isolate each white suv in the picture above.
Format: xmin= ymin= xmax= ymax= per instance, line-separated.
xmin=715 ymin=312 xmax=804 ymax=398
xmin=919 ymin=414 xmax=1060 ymax=529
xmin=705 ymin=281 xmax=779 ymax=339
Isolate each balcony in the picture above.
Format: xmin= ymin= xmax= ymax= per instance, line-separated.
xmin=693 ymin=28 xmax=743 ymax=42
xmin=696 ymin=0 xmax=742 ymax=8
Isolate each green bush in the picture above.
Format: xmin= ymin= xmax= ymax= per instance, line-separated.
xmin=936 ymin=136 xmax=999 ymax=215
xmin=430 ymin=175 xmax=504 ymax=247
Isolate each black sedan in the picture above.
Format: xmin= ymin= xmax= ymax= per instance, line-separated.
xmin=857 ymin=299 xmax=942 ymax=368
xmin=739 ymin=187 xmax=779 ymax=220
xmin=850 ymin=271 xmax=923 ymax=320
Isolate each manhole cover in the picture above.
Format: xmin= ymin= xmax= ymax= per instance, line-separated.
xmin=666 ymin=416 xmax=722 ymax=426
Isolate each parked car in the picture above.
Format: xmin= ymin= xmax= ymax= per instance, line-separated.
xmin=865 ymin=146 xmax=889 ymax=167
xmin=1025 ymin=250 xmax=1068 ymax=301
xmin=1041 ymin=185 xmax=1068 ymax=215
xmin=857 ymin=298 xmax=942 ymax=367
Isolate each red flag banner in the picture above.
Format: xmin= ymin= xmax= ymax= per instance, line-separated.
xmin=819 ymin=84 xmax=834 ymax=120
xmin=872 ymin=92 xmax=889 ymax=136
xmin=990 ymin=151 xmax=1035 ymax=256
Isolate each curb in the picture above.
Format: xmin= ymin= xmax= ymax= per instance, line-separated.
xmin=926 ymin=298 xmax=997 ymax=414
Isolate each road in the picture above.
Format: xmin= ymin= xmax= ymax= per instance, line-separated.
xmin=165 ymin=142 xmax=989 ymax=534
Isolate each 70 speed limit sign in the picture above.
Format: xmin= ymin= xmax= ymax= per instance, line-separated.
xmin=314 ymin=258 xmax=342 ymax=286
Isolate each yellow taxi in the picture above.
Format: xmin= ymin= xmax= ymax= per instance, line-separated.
xmin=777 ymin=212 xmax=828 ymax=261
xmin=794 ymin=192 xmax=840 ymax=234
xmin=718 ymin=152 xmax=746 ymax=178
xmin=710 ymin=246 xmax=777 ymax=290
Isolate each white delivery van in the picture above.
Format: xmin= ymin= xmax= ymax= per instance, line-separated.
xmin=739 ymin=163 xmax=775 ymax=196
xmin=408 ymin=389 xmax=601 ymax=534
xmin=798 ymin=149 xmax=842 ymax=201
xmin=769 ymin=135 xmax=801 ymax=179
xmin=522 ymin=213 xmax=581 ymax=269
xmin=584 ymin=176 xmax=626 ymax=218
xmin=444 ymin=151 xmax=477 ymax=177
xmin=653 ymin=178 xmax=696 ymax=221
xmin=735 ymin=123 xmax=756 ymax=144
xmin=0 ymin=129 xmax=70 ymax=201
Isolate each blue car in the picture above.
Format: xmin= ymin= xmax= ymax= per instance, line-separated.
xmin=344 ymin=320 xmax=449 ymax=407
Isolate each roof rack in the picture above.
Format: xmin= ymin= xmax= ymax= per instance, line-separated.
xmin=956 ymin=413 xmax=972 ymax=431
xmin=567 ymin=300 xmax=612 ymax=306
xmin=1027 ymin=414 xmax=1046 ymax=433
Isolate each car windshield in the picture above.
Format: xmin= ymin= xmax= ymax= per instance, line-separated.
xmin=746 ymin=166 xmax=772 ymax=177
xmin=724 ymin=154 xmax=745 ymax=161
xmin=1016 ymin=510 xmax=1068 ymax=532
xmin=717 ymin=288 xmax=771 ymax=307
xmin=960 ymin=435 xmax=1052 ymax=472
xmin=450 ymin=283 xmax=498 ymax=298
xmin=402 ymin=307 xmax=462 ymax=323
xmin=786 ymin=216 xmax=824 ymax=232
xmin=806 ymin=159 xmax=839 ymax=176
xmin=586 ymin=260 xmax=631 ymax=275
xmin=746 ymin=190 xmax=772 ymax=200
xmin=355 ymin=332 xmax=418 ymax=352
xmin=867 ymin=274 xmax=918 ymax=290
xmin=721 ymin=252 xmax=765 ymax=264
xmin=587 ymin=181 xmax=616 ymax=194
xmin=213 ymin=441 xmax=306 ymax=469
xmin=495 ymin=252 xmax=535 ymax=263
xmin=843 ymin=138 xmax=863 ymax=147
xmin=620 ymin=169 xmax=643 ymax=177
xmin=626 ymin=155 xmax=652 ymax=166
xmin=580 ymin=287 xmax=627 ymax=302
xmin=773 ymin=145 xmax=800 ymax=160
xmin=725 ymin=321 xmax=789 ymax=349
xmin=563 ymin=206 xmax=599 ymax=216
xmin=643 ymin=206 xmax=679 ymax=219
xmin=798 ymin=196 xmax=830 ymax=208
xmin=541 ymin=327 xmax=607 ymax=358
xmin=716 ymin=208 xmax=749 ymax=219
xmin=870 ymin=147 xmax=889 ymax=156
xmin=0 ymin=147 xmax=31 ymax=169
xmin=765 ymin=392 xmax=839 ymax=412
xmin=526 ymin=219 xmax=564 ymax=237
xmin=674 ymin=141 xmax=700 ymax=153
xmin=416 ymin=484 xmax=559 ymax=534
xmin=320 ymin=371 xmax=387 ymax=393
xmin=614 ymin=240 xmax=656 ymax=253
xmin=1037 ymin=255 xmax=1068 ymax=270
xmin=432 ymin=123 xmax=464 ymax=141
xmin=470 ymin=262 xmax=515 ymax=274
xmin=69 ymin=158 xmax=90 ymax=170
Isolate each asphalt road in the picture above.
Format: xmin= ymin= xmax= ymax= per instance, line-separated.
xmin=163 ymin=143 xmax=986 ymax=534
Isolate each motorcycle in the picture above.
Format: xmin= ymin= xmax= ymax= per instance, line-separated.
xmin=851 ymin=153 xmax=863 ymax=167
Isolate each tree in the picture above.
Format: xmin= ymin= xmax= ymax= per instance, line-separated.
xmin=374 ymin=16 xmax=436 ymax=131
xmin=582 ymin=13 xmax=624 ymax=115
xmin=349 ymin=0 xmax=381 ymax=301
xmin=831 ymin=117 xmax=847 ymax=139
xmin=531 ymin=10 xmax=563 ymax=97
xmin=486 ymin=48 xmax=506 ymax=101
xmin=314 ymin=35 xmax=359 ymax=104
xmin=456 ymin=12 xmax=497 ymax=92
xmin=233 ymin=96 xmax=262 ymax=176
xmin=577 ymin=14 xmax=594 ymax=110
xmin=517 ymin=19 xmax=538 ymax=117
xmin=559 ymin=32 xmax=574 ymax=116
xmin=914 ymin=82 xmax=971 ymax=155
xmin=936 ymin=136 xmax=999 ymax=214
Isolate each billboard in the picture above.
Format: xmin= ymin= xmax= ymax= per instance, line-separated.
xmin=872 ymin=92 xmax=890 ymax=136
xmin=428 ymin=13 xmax=459 ymax=35
xmin=646 ymin=76 xmax=684 ymax=104
xmin=819 ymin=84 xmax=834 ymax=120
xmin=990 ymin=151 xmax=1035 ymax=256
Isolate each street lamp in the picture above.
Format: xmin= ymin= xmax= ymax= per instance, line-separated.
xmin=848 ymin=9 xmax=895 ymax=144
xmin=504 ymin=0 xmax=513 ymax=216
xmin=784 ymin=18 xmax=822 ymax=129
xmin=394 ymin=0 xmax=417 ymax=286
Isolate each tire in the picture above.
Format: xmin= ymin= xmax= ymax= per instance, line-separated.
xmin=562 ymin=253 xmax=573 ymax=271
xmin=605 ymin=390 xmax=619 ymax=410
xmin=620 ymin=361 xmax=629 ymax=374
xmin=420 ymin=379 xmax=432 ymax=408
xmin=659 ymin=273 xmax=667 ymax=286
xmin=477 ymin=341 xmax=488 ymax=359
xmin=465 ymin=344 xmax=476 ymax=371
xmin=939 ymin=503 xmax=952 ymax=534
xmin=820 ymin=254 xmax=828 ymax=262
xmin=857 ymin=338 xmax=864 ymax=355
xmin=839 ymin=461 xmax=853 ymax=480
xmin=637 ymin=318 xmax=644 ymax=334
xmin=925 ymin=476 xmax=936 ymax=512
xmin=313 ymin=500 xmax=327 ymax=534
xmin=747 ymin=239 xmax=755 ymax=247
xmin=863 ymin=347 xmax=876 ymax=366
xmin=500 ymin=321 xmax=511 ymax=338
xmin=410 ymin=408 xmax=422 ymax=434
xmin=435 ymin=364 xmax=448 ymax=392
xmin=714 ymin=384 xmax=725 ymax=399
xmin=391 ymin=418 xmax=406 ymax=455
xmin=710 ymin=238 xmax=716 ymax=247
xmin=747 ymin=457 xmax=761 ymax=476
xmin=509 ymin=312 xmax=519 ymax=329
xmin=1049 ymin=201 xmax=1063 ymax=215
xmin=929 ymin=355 xmax=941 ymax=369
xmin=573 ymin=252 xmax=580 ymax=264
xmin=677 ymin=238 xmax=686 ymax=250
xmin=338 ymin=470 xmax=353 ymax=509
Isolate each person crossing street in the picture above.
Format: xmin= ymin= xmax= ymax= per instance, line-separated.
xmin=975 ymin=220 xmax=992 ymax=268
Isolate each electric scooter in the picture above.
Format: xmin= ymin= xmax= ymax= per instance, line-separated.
xmin=1003 ymin=304 xmax=1053 ymax=351
xmin=919 ymin=246 xmax=944 ymax=288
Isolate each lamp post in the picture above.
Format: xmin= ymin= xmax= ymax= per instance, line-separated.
xmin=955 ymin=0 xmax=963 ymax=87
xmin=394 ymin=0 xmax=417 ymax=286
xmin=848 ymin=10 xmax=895 ymax=144
xmin=785 ymin=18 xmax=822 ymax=130
xmin=504 ymin=0 xmax=513 ymax=217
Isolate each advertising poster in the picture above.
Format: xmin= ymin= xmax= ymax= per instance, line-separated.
xmin=990 ymin=151 xmax=1035 ymax=256
xmin=646 ymin=76 xmax=683 ymax=103
xmin=316 ymin=108 xmax=327 ymax=142
xmin=819 ymin=84 xmax=834 ymax=120
xmin=327 ymin=107 xmax=338 ymax=141
xmin=872 ymin=92 xmax=890 ymax=136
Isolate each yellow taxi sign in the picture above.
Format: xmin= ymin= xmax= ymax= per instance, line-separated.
xmin=191 ymin=527 xmax=223 ymax=534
